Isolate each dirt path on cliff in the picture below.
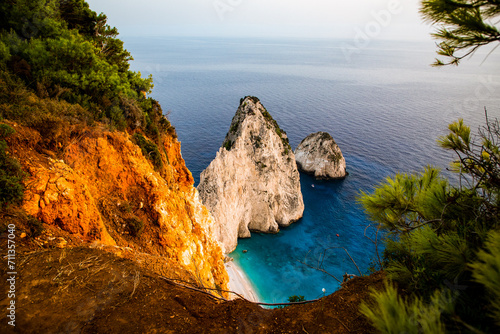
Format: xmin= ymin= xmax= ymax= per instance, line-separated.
xmin=0 ymin=246 xmax=384 ymax=334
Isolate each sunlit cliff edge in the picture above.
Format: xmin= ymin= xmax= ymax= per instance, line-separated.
xmin=6 ymin=120 xmax=228 ymax=292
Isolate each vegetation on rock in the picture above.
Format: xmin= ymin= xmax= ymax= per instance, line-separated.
xmin=132 ymin=132 xmax=163 ymax=170
xmin=0 ymin=123 xmax=24 ymax=207
xmin=0 ymin=0 xmax=174 ymax=152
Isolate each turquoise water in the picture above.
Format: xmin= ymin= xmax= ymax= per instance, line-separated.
xmin=124 ymin=36 xmax=500 ymax=303
xmin=232 ymin=156 xmax=392 ymax=303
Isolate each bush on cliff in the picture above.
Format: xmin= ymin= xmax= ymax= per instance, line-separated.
xmin=0 ymin=0 xmax=174 ymax=147
xmin=132 ymin=133 xmax=163 ymax=170
xmin=0 ymin=124 xmax=25 ymax=207
xmin=126 ymin=216 xmax=144 ymax=237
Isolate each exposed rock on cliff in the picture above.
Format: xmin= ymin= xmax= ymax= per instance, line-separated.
xmin=198 ymin=97 xmax=304 ymax=253
xmin=295 ymin=131 xmax=347 ymax=179
xmin=8 ymin=122 xmax=228 ymax=291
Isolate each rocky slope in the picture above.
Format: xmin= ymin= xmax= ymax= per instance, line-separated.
xmin=295 ymin=131 xmax=347 ymax=179
xmin=198 ymin=97 xmax=304 ymax=253
xmin=0 ymin=246 xmax=384 ymax=334
xmin=6 ymin=121 xmax=228 ymax=291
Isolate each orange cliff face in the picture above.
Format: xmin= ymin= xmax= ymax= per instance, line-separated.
xmin=10 ymin=123 xmax=228 ymax=291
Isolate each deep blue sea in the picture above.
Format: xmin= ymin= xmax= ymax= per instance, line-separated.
xmin=123 ymin=36 xmax=500 ymax=303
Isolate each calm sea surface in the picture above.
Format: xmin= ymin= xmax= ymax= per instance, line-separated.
xmin=124 ymin=36 xmax=500 ymax=303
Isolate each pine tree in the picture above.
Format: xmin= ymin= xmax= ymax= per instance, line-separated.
xmin=360 ymin=117 xmax=500 ymax=331
xmin=421 ymin=0 xmax=500 ymax=65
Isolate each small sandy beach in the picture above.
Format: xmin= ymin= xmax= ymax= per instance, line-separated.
xmin=225 ymin=261 xmax=260 ymax=303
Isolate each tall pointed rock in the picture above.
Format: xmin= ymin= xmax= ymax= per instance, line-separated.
xmin=198 ymin=97 xmax=304 ymax=253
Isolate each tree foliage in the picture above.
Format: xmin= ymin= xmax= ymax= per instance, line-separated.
xmin=360 ymin=118 xmax=500 ymax=332
xmin=0 ymin=0 xmax=172 ymax=140
xmin=0 ymin=0 xmax=175 ymax=170
xmin=360 ymin=7 xmax=500 ymax=329
xmin=470 ymin=230 xmax=500 ymax=328
xmin=421 ymin=0 xmax=500 ymax=65
xmin=360 ymin=283 xmax=451 ymax=334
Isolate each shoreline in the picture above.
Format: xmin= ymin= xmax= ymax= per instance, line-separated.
xmin=225 ymin=261 xmax=260 ymax=303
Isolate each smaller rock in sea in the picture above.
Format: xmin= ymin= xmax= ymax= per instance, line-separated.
xmin=295 ymin=131 xmax=347 ymax=179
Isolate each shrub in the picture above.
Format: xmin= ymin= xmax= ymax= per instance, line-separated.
xmin=230 ymin=122 xmax=238 ymax=134
xmin=28 ymin=113 xmax=67 ymax=148
xmin=0 ymin=139 xmax=25 ymax=207
xmin=126 ymin=216 xmax=144 ymax=237
xmin=287 ymin=295 xmax=305 ymax=303
xmin=223 ymin=139 xmax=233 ymax=151
xmin=132 ymin=133 xmax=163 ymax=170
xmin=0 ymin=123 xmax=14 ymax=138
xmin=359 ymin=118 xmax=500 ymax=331
xmin=27 ymin=216 xmax=44 ymax=238
xmin=470 ymin=231 xmax=500 ymax=327
xmin=118 ymin=201 xmax=133 ymax=214
xmin=107 ymin=105 xmax=127 ymax=131
xmin=276 ymin=295 xmax=306 ymax=309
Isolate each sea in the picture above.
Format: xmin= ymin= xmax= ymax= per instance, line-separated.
xmin=123 ymin=36 xmax=500 ymax=304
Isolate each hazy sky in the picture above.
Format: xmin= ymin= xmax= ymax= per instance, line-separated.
xmin=86 ymin=0 xmax=434 ymax=40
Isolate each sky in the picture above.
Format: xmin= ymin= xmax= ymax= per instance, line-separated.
xmin=86 ymin=0 xmax=435 ymax=41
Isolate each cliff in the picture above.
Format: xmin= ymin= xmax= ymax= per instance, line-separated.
xmin=0 ymin=245 xmax=384 ymax=333
xmin=7 ymin=121 xmax=228 ymax=292
xmin=198 ymin=96 xmax=304 ymax=253
xmin=295 ymin=131 xmax=347 ymax=179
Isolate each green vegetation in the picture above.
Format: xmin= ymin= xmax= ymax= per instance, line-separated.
xmin=230 ymin=122 xmax=239 ymax=134
xmin=256 ymin=101 xmax=292 ymax=152
xmin=328 ymin=153 xmax=341 ymax=164
xmin=118 ymin=201 xmax=133 ymax=214
xmin=0 ymin=123 xmax=15 ymax=138
xmin=0 ymin=0 xmax=174 ymax=159
xmin=276 ymin=295 xmax=306 ymax=309
xmin=26 ymin=215 xmax=44 ymax=237
xmin=132 ymin=133 xmax=163 ymax=170
xmin=421 ymin=0 xmax=500 ymax=66
xmin=126 ymin=216 xmax=144 ymax=237
xmin=233 ymin=96 xmax=291 ymax=154
xmin=251 ymin=134 xmax=262 ymax=149
xmin=359 ymin=3 xmax=500 ymax=332
xmin=360 ymin=283 xmax=449 ymax=334
xmin=222 ymin=139 xmax=234 ymax=151
xmin=0 ymin=0 xmax=150 ymax=110
xmin=256 ymin=161 xmax=267 ymax=170
xmin=242 ymin=96 xmax=260 ymax=104
xmin=287 ymin=295 xmax=306 ymax=303
xmin=0 ymin=124 xmax=25 ymax=207
xmin=359 ymin=118 xmax=500 ymax=332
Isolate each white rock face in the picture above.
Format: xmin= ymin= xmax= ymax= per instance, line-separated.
xmin=198 ymin=97 xmax=304 ymax=253
xmin=294 ymin=132 xmax=347 ymax=179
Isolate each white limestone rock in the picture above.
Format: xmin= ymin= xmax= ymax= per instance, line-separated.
xmin=294 ymin=132 xmax=347 ymax=179
xmin=198 ymin=97 xmax=304 ymax=253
